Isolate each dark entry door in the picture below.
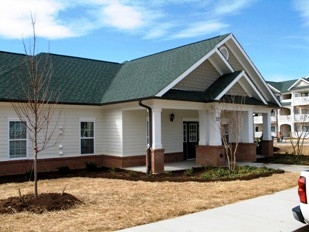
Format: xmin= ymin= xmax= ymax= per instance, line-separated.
xmin=183 ymin=122 xmax=199 ymax=160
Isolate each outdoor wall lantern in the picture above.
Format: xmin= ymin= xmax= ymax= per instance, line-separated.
xmin=170 ymin=113 xmax=175 ymax=122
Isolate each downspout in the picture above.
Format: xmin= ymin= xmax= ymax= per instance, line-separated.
xmin=139 ymin=100 xmax=152 ymax=174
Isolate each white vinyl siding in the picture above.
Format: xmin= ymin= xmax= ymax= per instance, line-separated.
xmin=123 ymin=110 xmax=147 ymax=156
xmin=162 ymin=110 xmax=198 ymax=153
xmin=102 ymin=110 xmax=122 ymax=156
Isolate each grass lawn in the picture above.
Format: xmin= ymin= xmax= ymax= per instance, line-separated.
xmin=0 ymin=165 xmax=299 ymax=232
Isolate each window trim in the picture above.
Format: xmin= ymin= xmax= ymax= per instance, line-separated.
xmin=8 ymin=119 xmax=28 ymax=159
xmin=80 ymin=119 xmax=95 ymax=155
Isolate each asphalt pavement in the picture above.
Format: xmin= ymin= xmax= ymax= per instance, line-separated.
xmin=118 ymin=163 xmax=309 ymax=232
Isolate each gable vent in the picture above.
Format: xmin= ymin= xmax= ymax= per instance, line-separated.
xmin=220 ymin=46 xmax=229 ymax=60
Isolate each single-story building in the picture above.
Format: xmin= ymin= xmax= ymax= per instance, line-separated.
xmin=0 ymin=33 xmax=280 ymax=176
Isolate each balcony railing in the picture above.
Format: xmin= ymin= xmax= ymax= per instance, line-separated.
xmin=293 ymin=96 xmax=309 ymax=106
xmin=279 ymin=114 xmax=309 ymax=123
xmin=253 ymin=115 xmax=276 ymax=124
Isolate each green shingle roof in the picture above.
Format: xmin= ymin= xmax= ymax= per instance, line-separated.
xmin=101 ymin=34 xmax=229 ymax=103
xmin=267 ymin=79 xmax=298 ymax=92
xmin=0 ymin=53 xmax=122 ymax=104
xmin=0 ymin=34 xmax=230 ymax=105
xmin=204 ymin=71 xmax=242 ymax=100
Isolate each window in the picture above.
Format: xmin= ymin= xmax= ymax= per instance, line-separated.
xmin=271 ymin=126 xmax=276 ymax=132
xmin=9 ymin=121 xmax=27 ymax=158
xmin=219 ymin=46 xmax=229 ymax=60
xmin=80 ymin=121 xmax=94 ymax=154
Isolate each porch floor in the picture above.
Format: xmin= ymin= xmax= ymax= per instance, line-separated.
xmin=124 ymin=155 xmax=264 ymax=173
xmin=123 ymin=160 xmax=199 ymax=173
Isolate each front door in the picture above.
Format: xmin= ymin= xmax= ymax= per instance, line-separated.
xmin=183 ymin=122 xmax=199 ymax=160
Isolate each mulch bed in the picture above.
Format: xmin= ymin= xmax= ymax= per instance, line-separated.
xmin=0 ymin=166 xmax=284 ymax=214
xmin=0 ymin=193 xmax=82 ymax=214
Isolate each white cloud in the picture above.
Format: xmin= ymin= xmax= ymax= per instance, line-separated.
xmin=293 ymin=0 xmax=309 ymax=27
xmin=213 ymin=0 xmax=256 ymax=16
xmin=0 ymin=0 xmax=77 ymax=39
xmin=99 ymin=2 xmax=145 ymax=30
xmin=172 ymin=21 xmax=228 ymax=39
xmin=0 ymin=0 xmax=256 ymax=40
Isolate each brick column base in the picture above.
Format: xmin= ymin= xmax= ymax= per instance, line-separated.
xmin=234 ymin=143 xmax=256 ymax=162
xmin=261 ymin=140 xmax=273 ymax=156
xmin=151 ymin=148 xmax=165 ymax=173
xmin=196 ymin=145 xmax=225 ymax=167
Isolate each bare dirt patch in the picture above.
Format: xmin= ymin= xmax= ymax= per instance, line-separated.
xmin=0 ymin=170 xmax=299 ymax=232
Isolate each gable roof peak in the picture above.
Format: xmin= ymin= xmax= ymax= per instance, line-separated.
xmin=129 ymin=33 xmax=232 ymax=63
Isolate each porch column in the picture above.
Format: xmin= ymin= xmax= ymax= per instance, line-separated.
xmin=237 ymin=109 xmax=256 ymax=162
xmin=209 ymin=108 xmax=222 ymax=145
xmin=196 ymin=108 xmax=225 ymax=167
xmin=151 ymin=107 xmax=164 ymax=173
xmin=198 ymin=110 xmax=208 ymax=145
xmin=241 ymin=110 xmax=254 ymax=143
xmin=262 ymin=112 xmax=273 ymax=156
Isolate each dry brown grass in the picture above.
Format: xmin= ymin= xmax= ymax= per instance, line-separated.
xmin=0 ymin=172 xmax=299 ymax=232
xmin=274 ymin=140 xmax=309 ymax=155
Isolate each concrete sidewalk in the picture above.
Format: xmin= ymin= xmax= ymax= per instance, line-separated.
xmin=118 ymin=187 xmax=309 ymax=232
xmin=118 ymin=164 xmax=309 ymax=232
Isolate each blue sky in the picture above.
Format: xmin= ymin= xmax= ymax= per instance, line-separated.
xmin=0 ymin=0 xmax=308 ymax=82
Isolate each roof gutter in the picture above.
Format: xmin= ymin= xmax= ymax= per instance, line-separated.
xmin=138 ymin=100 xmax=152 ymax=174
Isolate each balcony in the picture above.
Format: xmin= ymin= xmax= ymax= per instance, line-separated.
xmin=279 ymin=115 xmax=292 ymax=123
xmin=293 ymin=96 xmax=309 ymax=106
xmin=278 ymin=114 xmax=309 ymax=123
xmin=253 ymin=115 xmax=276 ymax=124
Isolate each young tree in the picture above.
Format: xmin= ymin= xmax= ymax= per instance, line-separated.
xmin=11 ymin=19 xmax=63 ymax=197
xmin=218 ymin=95 xmax=246 ymax=171
xmin=290 ymin=113 xmax=309 ymax=155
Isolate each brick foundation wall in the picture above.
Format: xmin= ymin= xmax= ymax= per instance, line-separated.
xmin=234 ymin=143 xmax=256 ymax=162
xmin=261 ymin=140 xmax=273 ymax=156
xmin=0 ymin=151 xmax=184 ymax=176
xmin=196 ymin=145 xmax=225 ymax=167
xmin=164 ymin=152 xmax=183 ymax=163
xmin=0 ymin=155 xmax=105 ymax=176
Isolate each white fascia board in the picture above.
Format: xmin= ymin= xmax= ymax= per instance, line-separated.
xmin=156 ymin=34 xmax=233 ymax=97
xmin=228 ymin=35 xmax=281 ymax=106
xmin=215 ymin=71 xmax=244 ymax=100
xmin=241 ymin=72 xmax=268 ymax=105
xmin=287 ymin=78 xmax=309 ymax=91
xmin=215 ymin=48 xmax=234 ymax=72
xmin=267 ymin=84 xmax=280 ymax=93
xmin=215 ymin=71 xmax=268 ymax=105
xmin=156 ymin=49 xmax=216 ymax=97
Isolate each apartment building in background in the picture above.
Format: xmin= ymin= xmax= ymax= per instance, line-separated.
xmin=254 ymin=76 xmax=309 ymax=140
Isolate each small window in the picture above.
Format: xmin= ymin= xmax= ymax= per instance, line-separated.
xmin=219 ymin=46 xmax=229 ymax=60
xmin=9 ymin=121 xmax=27 ymax=158
xmin=271 ymin=126 xmax=275 ymax=132
xmin=80 ymin=121 xmax=94 ymax=154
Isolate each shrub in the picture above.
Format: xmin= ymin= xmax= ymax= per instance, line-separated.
xmin=85 ymin=162 xmax=97 ymax=171
xmin=57 ymin=166 xmax=71 ymax=175
xmin=25 ymin=169 xmax=34 ymax=181
xmin=183 ymin=168 xmax=193 ymax=176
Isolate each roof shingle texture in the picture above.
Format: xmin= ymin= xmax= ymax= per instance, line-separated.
xmin=0 ymin=34 xmax=229 ymax=104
